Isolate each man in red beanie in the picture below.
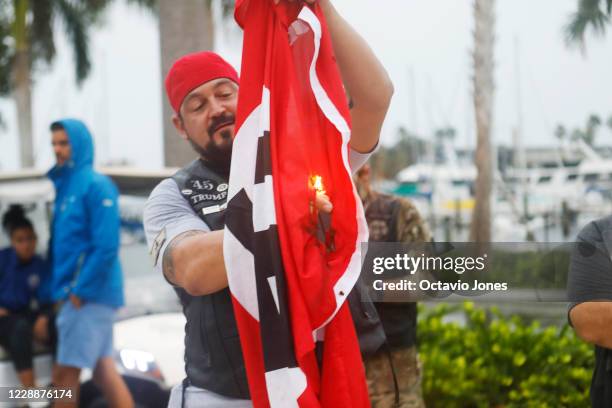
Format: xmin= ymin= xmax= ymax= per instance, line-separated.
xmin=144 ymin=1 xmax=393 ymax=406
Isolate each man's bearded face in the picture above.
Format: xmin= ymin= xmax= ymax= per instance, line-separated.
xmin=176 ymin=78 xmax=239 ymax=171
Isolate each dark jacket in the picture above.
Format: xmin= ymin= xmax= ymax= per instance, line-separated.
xmin=0 ymin=248 xmax=51 ymax=312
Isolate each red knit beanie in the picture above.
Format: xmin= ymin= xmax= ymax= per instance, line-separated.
xmin=165 ymin=51 xmax=240 ymax=113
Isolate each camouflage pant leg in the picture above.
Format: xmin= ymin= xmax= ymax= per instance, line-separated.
xmin=365 ymin=345 xmax=425 ymax=408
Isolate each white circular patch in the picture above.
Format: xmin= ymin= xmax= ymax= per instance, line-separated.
xmin=28 ymin=274 xmax=40 ymax=289
xmin=217 ymin=183 xmax=228 ymax=192
xmin=181 ymin=189 xmax=193 ymax=195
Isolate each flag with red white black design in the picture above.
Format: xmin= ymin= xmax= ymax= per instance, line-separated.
xmin=224 ymin=1 xmax=370 ymax=406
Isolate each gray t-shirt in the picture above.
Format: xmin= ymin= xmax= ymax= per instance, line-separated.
xmin=144 ymin=147 xmax=374 ymax=281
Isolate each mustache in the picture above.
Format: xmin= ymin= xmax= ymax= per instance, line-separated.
xmin=207 ymin=114 xmax=235 ymax=137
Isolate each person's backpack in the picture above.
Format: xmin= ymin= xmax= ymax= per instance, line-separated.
xmin=348 ymin=279 xmax=386 ymax=356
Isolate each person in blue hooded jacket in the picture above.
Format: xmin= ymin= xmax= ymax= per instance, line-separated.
xmin=47 ymin=119 xmax=133 ymax=408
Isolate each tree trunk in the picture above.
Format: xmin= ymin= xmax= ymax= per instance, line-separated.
xmin=470 ymin=0 xmax=495 ymax=243
xmin=158 ymin=0 xmax=215 ymax=167
xmin=13 ymin=0 xmax=34 ymax=169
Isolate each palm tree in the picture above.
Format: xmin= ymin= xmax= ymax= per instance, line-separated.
xmin=117 ymin=0 xmax=235 ymax=166
xmin=470 ymin=0 xmax=495 ymax=243
xmin=565 ymin=0 xmax=612 ymax=48
xmin=0 ymin=0 xmax=114 ymax=168
xmin=571 ymin=128 xmax=585 ymax=142
xmin=156 ymin=0 xmax=235 ymax=167
xmin=158 ymin=1 xmax=214 ymax=167
xmin=584 ymin=113 xmax=602 ymax=146
xmin=554 ymin=124 xmax=567 ymax=141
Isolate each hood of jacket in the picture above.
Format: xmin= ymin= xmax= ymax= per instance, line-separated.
xmin=47 ymin=118 xmax=95 ymax=182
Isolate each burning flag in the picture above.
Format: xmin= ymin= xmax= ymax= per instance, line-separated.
xmin=224 ymin=0 xmax=369 ymax=406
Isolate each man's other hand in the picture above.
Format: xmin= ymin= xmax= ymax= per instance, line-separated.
xmin=69 ymin=293 xmax=83 ymax=309
xmin=0 ymin=307 xmax=8 ymax=317
xmin=315 ymin=192 xmax=333 ymax=213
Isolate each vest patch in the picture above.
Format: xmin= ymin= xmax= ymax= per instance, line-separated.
xmin=189 ymin=179 xmax=215 ymax=191
xmin=202 ymin=202 xmax=227 ymax=215
xmin=190 ymin=191 xmax=228 ymax=205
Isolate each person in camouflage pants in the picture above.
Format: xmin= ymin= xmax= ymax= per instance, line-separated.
xmin=355 ymin=163 xmax=430 ymax=408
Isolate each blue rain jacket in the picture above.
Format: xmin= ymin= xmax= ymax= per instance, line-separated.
xmin=47 ymin=119 xmax=124 ymax=307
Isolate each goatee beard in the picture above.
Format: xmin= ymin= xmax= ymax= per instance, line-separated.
xmin=188 ymin=129 xmax=233 ymax=177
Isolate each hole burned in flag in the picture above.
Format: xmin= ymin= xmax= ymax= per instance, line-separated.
xmin=307 ymin=174 xmax=336 ymax=253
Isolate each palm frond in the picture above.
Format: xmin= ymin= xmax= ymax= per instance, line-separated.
xmin=0 ymin=0 xmax=13 ymax=95
xmin=587 ymin=114 xmax=602 ymax=127
xmin=565 ymin=0 xmax=611 ymax=47
xmin=125 ymin=0 xmax=157 ymax=9
xmin=30 ymin=0 xmax=55 ymax=64
xmin=204 ymin=0 xmax=235 ymax=19
xmin=79 ymin=0 xmax=112 ymax=14
xmin=55 ymin=0 xmax=91 ymax=84
xmin=220 ymin=0 xmax=235 ymax=19
xmin=0 ymin=1 xmax=11 ymax=129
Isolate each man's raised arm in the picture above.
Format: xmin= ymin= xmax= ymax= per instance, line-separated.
xmin=319 ymin=0 xmax=394 ymax=153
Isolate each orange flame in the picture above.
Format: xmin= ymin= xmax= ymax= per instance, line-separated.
xmin=310 ymin=175 xmax=325 ymax=194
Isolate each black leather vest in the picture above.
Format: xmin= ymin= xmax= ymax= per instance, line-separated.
xmin=171 ymin=159 xmax=249 ymax=399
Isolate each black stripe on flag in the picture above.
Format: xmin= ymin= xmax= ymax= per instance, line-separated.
xmin=226 ymin=185 xmax=298 ymax=372
xmin=254 ymin=225 xmax=297 ymax=370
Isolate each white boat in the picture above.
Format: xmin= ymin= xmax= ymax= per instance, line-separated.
xmin=505 ymin=140 xmax=612 ymax=216
xmin=392 ymin=139 xmax=612 ymax=241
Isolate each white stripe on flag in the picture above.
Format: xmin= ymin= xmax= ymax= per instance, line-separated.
xmin=267 ymin=276 xmax=280 ymax=314
xmin=296 ymin=6 xmax=370 ymax=333
xmin=253 ymin=175 xmax=276 ymax=232
xmin=227 ymin=95 xmax=261 ymax=203
xmin=224 ymin=217 xmax=260 ymax=321
xmin=265 ymin=367 xmax=308 ymax=408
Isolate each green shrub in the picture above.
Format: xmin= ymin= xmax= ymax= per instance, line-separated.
xmin=418 ymin=302 xmax=593 ymax=407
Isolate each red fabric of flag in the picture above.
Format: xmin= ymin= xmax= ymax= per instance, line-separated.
xmin=225 ymin=1 xmax=370 ymax=406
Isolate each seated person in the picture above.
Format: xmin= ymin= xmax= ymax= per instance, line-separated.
xmin=0 ymin=205 xmax=55 ymax=388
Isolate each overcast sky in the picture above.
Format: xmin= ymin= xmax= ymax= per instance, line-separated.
xmin=0 ymin=0 xmax=611 ymax=171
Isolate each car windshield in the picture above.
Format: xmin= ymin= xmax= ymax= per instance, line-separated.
xmin=117 ymin=195 xmax=181 ymax=320
xmin=118 ymin=241 xmax=181 ymax=320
